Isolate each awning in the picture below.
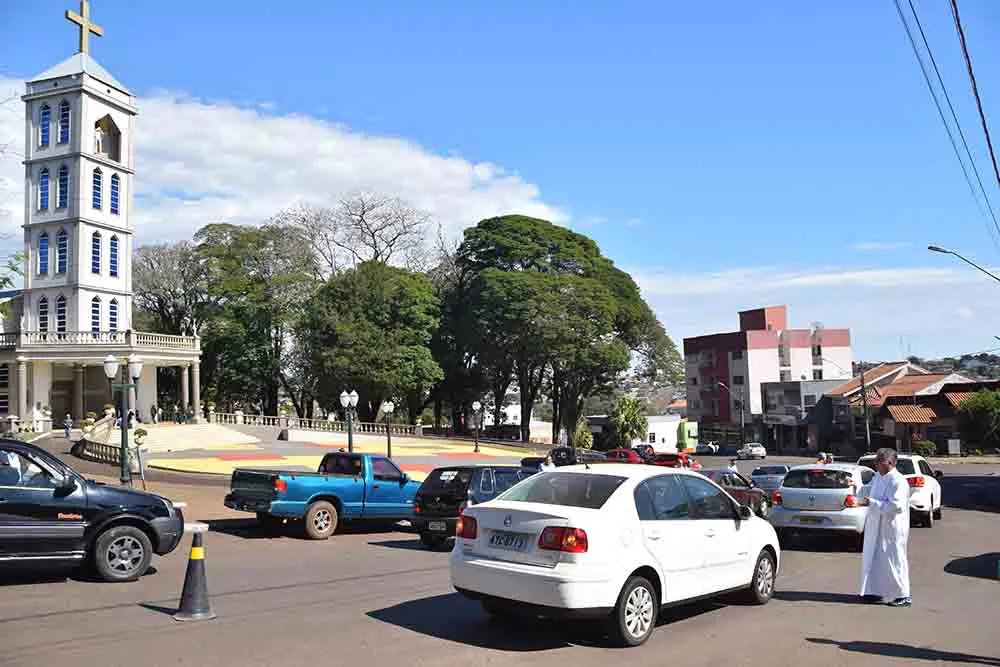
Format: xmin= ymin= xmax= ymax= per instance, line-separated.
xmin=886 ymin=404 xmax=937 ymax=424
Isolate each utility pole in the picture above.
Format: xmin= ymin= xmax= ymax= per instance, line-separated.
xmin=859 ymin=365 xmax=872 ymax=452
xmin=737 ymin=387 xmax=746 ymax=448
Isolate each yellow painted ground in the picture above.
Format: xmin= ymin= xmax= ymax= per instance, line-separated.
xmin=147 ymin=455 xmax=430 ymax=482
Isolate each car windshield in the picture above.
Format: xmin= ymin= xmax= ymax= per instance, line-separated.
xmin=654 ymin=454 xmax=679 ymax=462
xmin=497 ymin=472 xmax=626 ymax=509
xmin=858 ymin=458 xmax=916 ymax=475
xmin=783 ymin=469 xmax=854 ymax=489
xmin=753 ymin=466 xmax=788 ymax=476
xmin=420 ymin=468 xmax=473 ymax=492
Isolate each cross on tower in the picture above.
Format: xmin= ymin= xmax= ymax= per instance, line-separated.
xmin=65 ymin=0 xmax=104 ymax=55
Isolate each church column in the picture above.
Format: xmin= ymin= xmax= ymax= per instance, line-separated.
xmin=73 ymin=364 xmax=85 ymax=423
xmin=16 ymin=357 xmax=27 ymax=431
xmin=180 ymin=364 xmax=190 ymax=411
xmin=192 ymin=361 xmax=202 ymax=423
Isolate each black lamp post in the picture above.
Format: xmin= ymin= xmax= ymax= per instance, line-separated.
xmin=104 ymin=354 xmax=143 ymax=486
xmin=383 ymin=400 xmax=395 ymax=459
xmin=928 ymin=245 xmax=1000 ymax=283
xmin=340 ymin=389 xmax=359 ymax=453
xmin=471 ymin=400 xmax=482 ymax=453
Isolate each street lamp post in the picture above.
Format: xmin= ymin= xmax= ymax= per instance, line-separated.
xmin=471 ymin=400 xmax=482 ymax=453
xmin=716 ymin=382 xmax=744 ymax=448
xmin=928 ymin=245 xmax=1000 ymax=283
xmin=104 ymin=354 xmax=143 ymax=486
xmin=383 ymin=400 xmax=395 ymax=459
xmin=340 ymin=389 xmax=359 ymax=453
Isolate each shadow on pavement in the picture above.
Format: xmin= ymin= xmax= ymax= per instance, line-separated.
xmin=773 ymin=591 xmax=861 ymax=604
xmin=941 ymin=475 xmax=1000 ymax=513
xmin=778 ymin=532 xmax=861 ymax=554
xmin=138 ymin=602 xmax=178 ymax=617
xmin=368 ymin=538 xmax=444 ymax=552
xmin=807 ymin=638 xmax=1000 ymax=664
xmin=207 ymin=518 xmax=306 ymax=540
xmin=0 ymin=564 xmax=158 ymax=586
xmin=944 ymin=553 xmax=999 ymax=581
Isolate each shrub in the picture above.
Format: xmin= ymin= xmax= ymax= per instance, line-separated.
xmin=913 ymin=440 xmax=937 ymax=457
xmin=573 ymin=418 xmax=594 ymax=450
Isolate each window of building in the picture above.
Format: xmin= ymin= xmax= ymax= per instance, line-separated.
xmin=38 ymin=168 xmax=50 ymax=210
xmin=732 ymin=349 xmax=743 ymax=360
xmin=110 ymin=174 xmax=120 ymax=214
xmin=711 ymin=398 xmax=720 ymax=417
xmin=109 ymin=235 xmax=119 ymax=277
xmin=92 ymin=168 xmax=102 ymax=209
xmin=91 ymin=232 xmax=101 ymax=274
xmin=91 ymin=296 xmax=101 ymax=333
xmin=813 ymin=369 xmax=823 ymax=380
xmin=648 ymin=432 xmax=656 ymax=444
xmin=812 ymin=344 xmax=822 ymax=357
xmin=39 ymin=105 xmax=51 ymax=147
xmin=55 ymin=295 xmax=67 ymax=332
xmin=38 ymin=233 xmax=49 ymax=275
xmin=109 ymin=299 xmax=118 ymax=332
xmin=58 ymin=100 xmax=70 ymax=144
xmin=688 ymin=376 xmax=698 ymax=386
xmin=38 ymin=297 xmax=49 ymax=332
xmin=0 ymin=366 xmax=8 ymax=389
xmin=733 ymin=375 xmax=745 ymax=385
xmin=804 ymin=394 xmax=817 ymax=408
xmin=57 ymin=165 xmax=68 ymax=208
xmin=780 ymin=370 xmax=791 ymax=382
xmin=56 ymin=229 xmax=68 ymax=274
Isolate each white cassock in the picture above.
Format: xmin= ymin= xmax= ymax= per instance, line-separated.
xmin=859 ymin=468 xmax=910 ymax=599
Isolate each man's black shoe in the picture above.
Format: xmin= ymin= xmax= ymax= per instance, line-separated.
xmin=860 ymin=595 xmax=881 ymax=603
xmin=888 ymin=597 xmax=912 ymax=607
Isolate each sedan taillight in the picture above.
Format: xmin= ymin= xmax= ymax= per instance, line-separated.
xmin=538 ymin=526 xmax=588 ymax=553
xmin=771 ymin=491 xmax=783 ymax=506
xmin=908 ymin=476 xmax=925 ymax=488
xmin=843 ymin=494 xmax=858 ymax=508
xmin=456 ymin=515 xmax=477 ymax=539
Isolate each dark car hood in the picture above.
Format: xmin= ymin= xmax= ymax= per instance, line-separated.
xmin=86 ymin=480 xmax=171 ymax=508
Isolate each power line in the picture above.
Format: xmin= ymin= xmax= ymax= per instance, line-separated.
xmin=891 ymin=0 xmax=1000 ymax=248
xmin=949 ymin=0 xmax=1000 ymax=193
xmin=905 ymin=0 xmax=1000 ymax=240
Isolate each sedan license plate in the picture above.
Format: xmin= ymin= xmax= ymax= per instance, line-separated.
xmin=798 ymin=516 xmax=824 ymax=525
xmin=428 ymin=521 xmax=447 ymax=532
xmin=488 ymin=531 xmax=529 ymax=551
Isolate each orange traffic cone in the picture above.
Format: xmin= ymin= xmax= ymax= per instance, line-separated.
xmin=173 ymin=527 xmax=216 ymax=622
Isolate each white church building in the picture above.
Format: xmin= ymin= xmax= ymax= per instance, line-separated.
xmin=1 ymin=2 xmax=201 ymax=430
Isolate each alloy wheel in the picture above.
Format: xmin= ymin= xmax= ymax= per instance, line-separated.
xmin=107 ymin=535 xmax=145 ymax=575
xmin=624 ymin=585 xmax=654 ymax=639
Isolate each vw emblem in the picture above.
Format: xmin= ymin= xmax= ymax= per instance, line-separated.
xmin=503 ymin=514 xmax=512 ymax=528
xmin=809 ymin=495 xmax=816 ymax=503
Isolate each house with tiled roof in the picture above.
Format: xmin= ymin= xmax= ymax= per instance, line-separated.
xmin=874 ymin=378 xmax=993 ymax=454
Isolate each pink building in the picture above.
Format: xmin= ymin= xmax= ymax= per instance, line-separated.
xmin=683 ymin=306 xmax=853 ymax=443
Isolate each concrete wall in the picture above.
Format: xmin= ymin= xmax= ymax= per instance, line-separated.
xmin=746 ymin=347 xmax=780 ymax=417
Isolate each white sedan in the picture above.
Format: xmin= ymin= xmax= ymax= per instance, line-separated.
xmin=450 ymin=465 xmax=780 ymax=647
xmin=737 ymin=443 xmax=768 ymax=460
xmin=857 ymin=453 xmax=943 ymax=527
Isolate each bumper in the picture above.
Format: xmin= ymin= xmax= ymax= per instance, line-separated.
xmin=224 ymin=493 xmax=272 ymax=514
xmin=411 ymin=516 xmax=457 ymax=536
xmin=909 ymin=489 xmax=933 ymax=513
xmin=150 ymin=512 xmax=185 ymax=555
xmin=450 ymin=549 xmax=619 ymax=611
xmin=769 ymin=506 xmax=867 ymax=534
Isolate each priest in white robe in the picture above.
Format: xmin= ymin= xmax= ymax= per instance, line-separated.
xmin=858 ymin=447 xmax=911 ymax=606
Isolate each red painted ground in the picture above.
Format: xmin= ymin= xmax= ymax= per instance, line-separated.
xmin=216 ymin=452 xmax=286 ymax=461
xmin=436 ymin=452 xmax=492 ymax=459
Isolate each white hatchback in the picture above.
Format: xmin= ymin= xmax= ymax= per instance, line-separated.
xmin=856 ymin=454 xmax=943 ymax=527
xmin=450 ymin=465 xmax=780 ymax=647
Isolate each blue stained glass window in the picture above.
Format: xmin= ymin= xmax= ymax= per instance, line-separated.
xmin=39 ymin=169 xmax=50 ymax=210
xmin=110 ymin=174 xmax=120 ymax=214
xmin=57 ymin=165 xmax=68 ymax=209
xmin=109 ymin=299 xmax=118 ymax=332
xmin=56 ymin=295 xmax=66 ymax=333
xmin=58 ymin=100 xmax=70 ymax=144
xmin=91 ymin=297 xmax=101 ymax=333
xmin=38 ymin=298 xmax=49 ymax=332
xmin=56 ymin=229 xmax=68 ymax=274
xmin=110 ymin=235 xmax=119 ymax=277
xmin=92 ymin=169 xmax=102 ymax=209
xmin=39 ymin=105 xmax=50 ymax=147
xmin=91 ymin=232 xmax=101 ymax=274
xmin=38 ymin=233 xmax=49 ymax=275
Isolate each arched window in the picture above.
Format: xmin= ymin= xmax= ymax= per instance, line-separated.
xmin=109 ymin=235 xmax=119 ymax=277
xmin=38 ymin=233 xmax=49 ymax=275
xmin=56 ymin=229 xmax=68 ymax=274
xmin=92 ymin=168 xmax=102 ymax=210
xmin=38 ymin=298 xmax=49 ymax=333
xmin=39 ymin=105 xmax=51 ymax=148
xmin=91 ymin=296 xmax=101 ymax=333
xmin=109 ymin=299 xmax=118 ymax=332
xmin=91 ymin=232 xmax=101 ymax=274
xmin=57 ymin=165 xmax=69 ymax=209
xmin=110 ymin=174 xmax=120 ymax=214
xmin=38 ymin=168 xmax=50 ymax=211
xmin=55 ymin=295 xmax=67 ymax=333
xmin=58 ymin=100 xmax=70 ymax=144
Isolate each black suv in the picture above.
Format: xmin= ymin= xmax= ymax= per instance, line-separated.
xmin=0 ymin=439 xmax=185 ymax=581
xmin=411 ymin=465 xmax=527 ymax=548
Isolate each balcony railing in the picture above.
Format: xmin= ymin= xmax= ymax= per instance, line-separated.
xmin=0 ymin=330 xmax=199 ymax=352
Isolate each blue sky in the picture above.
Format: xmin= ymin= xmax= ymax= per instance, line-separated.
xmin=2 ymin=1 xmax=1000 ymax=360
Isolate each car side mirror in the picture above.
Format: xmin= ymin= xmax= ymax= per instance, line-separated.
xmin=56 ymin=476 xmax=77 ymax=495
xmin=933 ymin=470 xmax=943 ymax=480
xmin=737 ymin=504 xmax=753 ymax=520
xmin=400 ymin=474 xmax=409 ymax=485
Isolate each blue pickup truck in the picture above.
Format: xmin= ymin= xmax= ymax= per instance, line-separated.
xmin=223 ymin=452 xmax=421 ymax=539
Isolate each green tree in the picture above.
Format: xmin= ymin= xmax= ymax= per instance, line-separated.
xmin=609 ymin=395 xmax=648 ymax=450
xmin=956 ymin=390 xmax=1000 ymax=450
xmin=298 ymin=261 xmax=443 ymax=422
xmin=573 ymin=417 xmax=594 ymax=450
xmin=132 ymin=241 xmax=213 ymax=336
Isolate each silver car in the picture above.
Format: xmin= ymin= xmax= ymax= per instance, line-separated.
xmin=768 ymin=463 xmax=874 ymax=542
xmin=751 ymin=464 xmax=791 ymax=494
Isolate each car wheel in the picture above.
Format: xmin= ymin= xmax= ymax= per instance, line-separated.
xmin=741 ymin=550 xmax=776 ymax=604
xmin=304 ymin=501 xmax=338 ymax=540
xmin=921 ymin=508 xmax=933 ymax=528
xmin=610 ymin=575 xmax=658 ymax=647
xmin=419 ymin=533 xmax=447 ymax=549
xmin=933 ymin=501 xmax=942 ymax=520
xmin=93 ymin=525 xmax=153 ymax=583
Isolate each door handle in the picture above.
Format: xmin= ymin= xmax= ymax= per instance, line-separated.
xmin=372 ymin=485 xmax=380 ymax=490
xmin=647 ymin=534 xmax=661 ymax=541
xmin=705 ymin=530 xmax=716 ymax=537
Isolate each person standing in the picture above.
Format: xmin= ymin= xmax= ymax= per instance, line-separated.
xmin=63 ymin=413 xmax=73 ymax=439
xmin=540 ymin=455 xmax=556 ymax=472
xmin=858 ymin=447 xmax=911 ymax=607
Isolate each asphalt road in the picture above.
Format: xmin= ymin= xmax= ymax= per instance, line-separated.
xmin=0 ymin=464 xmax=997 ymax=666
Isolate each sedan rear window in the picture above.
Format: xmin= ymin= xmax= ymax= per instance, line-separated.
xmin=420 ymin=468 xmax=473 ymax=492
xmin=783 ymin=469 xmax=853 ymax=489
xmin=753 ymin=466 xmax=788 ymax=476
xmin=858 ymin=458 xmax=915 ymax=475
xmin=497 ymin=472 xmax=626 ymax=509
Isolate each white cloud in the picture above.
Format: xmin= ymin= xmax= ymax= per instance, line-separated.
xmin=0 ymin=78 xmax=566 ymax=245
xmin=851 ymin=241 xmax=912 ymax=252
xmin=632 ymin=264 xmax=1000 ymax=360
